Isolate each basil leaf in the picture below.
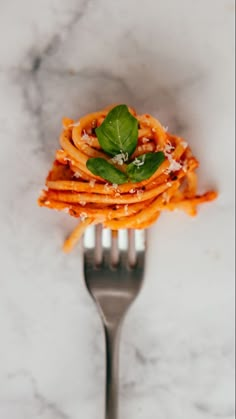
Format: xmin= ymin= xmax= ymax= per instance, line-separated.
xmin=95 ymin=105 xmax=138 ymax=157
xmin=86 ymin=158 xmax=128 ymax=184
xmin=127 ymin=152 xmax=165 ymax=182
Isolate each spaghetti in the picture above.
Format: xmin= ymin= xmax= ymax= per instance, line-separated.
xmin=38 ymin=105 xmax=217 ymax=253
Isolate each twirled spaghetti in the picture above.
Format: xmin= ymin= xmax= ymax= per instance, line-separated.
xmin=38 ymin=105 xmax=217 ymax=252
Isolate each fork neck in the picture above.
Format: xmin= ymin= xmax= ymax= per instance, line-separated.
xmin=104 ymin=322 xmax=121 ymax=419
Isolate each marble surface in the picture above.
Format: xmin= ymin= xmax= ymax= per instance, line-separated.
xmin=0 ymin=0 xmax=235 ymax=418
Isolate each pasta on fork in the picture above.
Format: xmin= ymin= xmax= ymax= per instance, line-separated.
xmin=38 ymin=104 xmax=217 ymax=252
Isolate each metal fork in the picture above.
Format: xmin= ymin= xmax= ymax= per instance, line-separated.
xmin=84 ymin=226 xmax=146 ymax=419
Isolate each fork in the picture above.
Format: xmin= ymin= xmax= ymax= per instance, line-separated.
xmin=84 ymin=225 xmax=146 ymax=419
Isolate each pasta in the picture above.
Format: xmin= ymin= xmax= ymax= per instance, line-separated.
xmin=38 ymin=105 xmax=217 ymax=253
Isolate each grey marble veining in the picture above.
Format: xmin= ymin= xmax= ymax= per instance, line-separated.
xmin=0 ymin=0 xmax=235 ymax=418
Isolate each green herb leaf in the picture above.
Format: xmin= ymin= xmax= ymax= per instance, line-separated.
xmin=86 ymin=158 xmax=128 ymax=185
xmin=127 ymin=152 xmax=165 ymax=183
xmin=95 ymin=105 xmax=138 ymax=157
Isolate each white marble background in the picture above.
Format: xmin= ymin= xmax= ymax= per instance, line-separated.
xmin=0 ymin=0 xmax=235 ymax=418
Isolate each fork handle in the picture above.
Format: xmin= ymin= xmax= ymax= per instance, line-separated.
xmin=105 ymin=324 xmax=121 ymax=419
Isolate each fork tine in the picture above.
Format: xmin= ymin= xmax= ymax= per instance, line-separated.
xmin=118 ymin=229 xmax=127 ymax=250
xmin=95 ymin=224 xmax=103 ymax=266
xmin=136 ymin=229 xmax=147 ymax=251
xmin=137 ymin=248 xmax=146 ymax=269
xmin=83 ymin=224 xmax=95 ymax=249
xmin=128 ymin=229 xmax=136 ymax=267
xmin=111 ymin=230 xmax=119 ymax=266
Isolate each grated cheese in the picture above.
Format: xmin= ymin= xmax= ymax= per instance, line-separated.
xmin=142 ymin=137 xmax=150 ymax=143
xmin=133 ymin=156 xmax=145 ymax=167
xmin=164 ymin=141 xmax=175 ymax=155
xmin=79 ymin=201 xmax=86 ymax=206
xmin=89 ymin=179 xmax=96 ymax=188
xmin=164 ymin=141 xmax=182 ymax=174
xmin=129 ymin=189 xmax=136 ymax=194
xmin=80 ymin=212 xmax=88 ymax=221
xmin=165 ymin=158 xmax=182 ymax=174
xmin=137 ymin=190 xmax=144 ymax=200
xmin=181 ymin=141 xmax=188 ymax=149
xmin=111 ymin=151 xmax=129 ymax=166
xmin=124 ymin=204 xmax=129 ymax=215
xmin=73 ymin=171 xmax=81 ymax=178
xmin=82 ymin=131 xmax=90 ymax=140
